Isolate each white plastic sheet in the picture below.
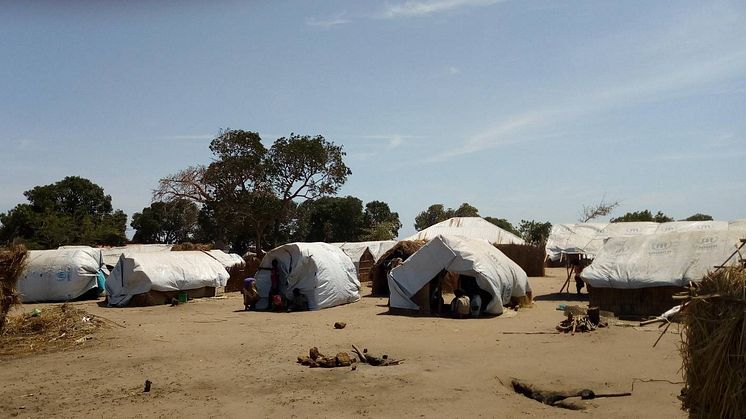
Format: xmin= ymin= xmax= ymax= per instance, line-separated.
xmin=545 ymin=221 xmax=733 ymax=261
xmin=105 ymin=251 xmax=229 ymax=306
xmin=254 ymin=242 xmax=360 ymax=310
xmin=101 ymin=244 xmax=173 ymax=267
xmin=18 ymin=247 xmax=106 ymax=302
xmin=405 ymin=217 xmax=525 ymax=245
xmin=388 ymin=235 xmax=531 ymax=315
xmin=581 ymin=229 xmax=745 ymax=289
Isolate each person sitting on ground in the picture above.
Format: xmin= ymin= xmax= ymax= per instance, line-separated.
xmin=241 ymin=277 xmax=259 ymax=311
xmin=288 ymin=288 xmax=309 ymax=312
xmin=450 ymin=288 xmax=470 ymax=319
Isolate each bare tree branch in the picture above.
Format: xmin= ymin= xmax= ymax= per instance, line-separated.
xmin=153 ymin=165 xmax=212 ymax=204
xmin=578 ymin=194 xmax=620 ymax=222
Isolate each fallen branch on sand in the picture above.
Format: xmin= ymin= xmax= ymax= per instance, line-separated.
xmin=511 ymin=379 xmax=631 ymax=410
xmin=352 ymin=344 xmax=404 ymax=366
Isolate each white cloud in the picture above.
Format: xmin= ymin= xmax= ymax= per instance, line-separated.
xmin=380 ymin=0 xmax=504 ymax=18
xmin=355 ymin=134 xmax=421 ymax=150
xmin=429 ymin=5 xmax=746 ymax=163
xmin=305 ymin=12 xmax=350 ymax=28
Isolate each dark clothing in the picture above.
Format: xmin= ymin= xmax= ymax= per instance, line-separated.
xmin=290 ymin=293 xmax=309 ymax=312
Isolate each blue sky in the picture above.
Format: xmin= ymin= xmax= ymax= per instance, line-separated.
xmin=1 ymin=0 xmax=745 ymax=238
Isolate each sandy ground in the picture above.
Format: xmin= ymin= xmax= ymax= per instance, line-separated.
xmin=0 ymin=268 xmax=686 ymax=418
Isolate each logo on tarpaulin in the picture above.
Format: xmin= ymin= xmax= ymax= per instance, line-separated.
xmin=649 ymin=240 xmax=673 ymax=255
xmin=612 ymin=242 xmax=631 ymax=256
xmin=696 ymin=236 xmax=718 ymax=251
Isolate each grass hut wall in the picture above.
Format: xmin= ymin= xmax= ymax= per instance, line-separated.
xmin=370 ymin=240 xmax=427 ymax=296
xmin=0 ymin=245 xmax=28 ymax=332
xmin=680 ymin=267 xmax=746 ymax=418
xmin=581 ymin=229 xmax=745 ymax=316
xmin=495 ymin=243 xmax=546 ymax=277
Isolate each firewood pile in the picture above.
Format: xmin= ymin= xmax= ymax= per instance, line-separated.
xmin=297 ymin=345 xmax=403 ymax=368
xmin=556 ymin=307 xmax=607 ymax=335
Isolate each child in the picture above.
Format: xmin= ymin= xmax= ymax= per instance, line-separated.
xmin=241 ymin=278 xmax=259 ymax=311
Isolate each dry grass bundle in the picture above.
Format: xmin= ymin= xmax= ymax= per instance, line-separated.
xmin=225 ymin=254 xmax=261 ymax=292
xmin=171 ymin=242 xmax=212 ymax=251
xmin=680 ymin=267 xmax=746 ymax=418
xmin=0 ymin=304 xmax=106 ymax=356
xmin=495 ymin=244 xmax=545 ymax=277
xmin=369 ymin=240 xmax=426 ymax=296
xmin=0 ymin=244 xmax=28 ymax=333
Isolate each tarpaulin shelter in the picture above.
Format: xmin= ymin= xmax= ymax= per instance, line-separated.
xmin=388 ymin=235 xmax=531 ymax=315
xmin=254 ymin=242 xmax=360 ymax=310
xmin=18 ymin=247 xmax=107 ymax=302
xmin=105 ymin=251 xmax=229 ymax=306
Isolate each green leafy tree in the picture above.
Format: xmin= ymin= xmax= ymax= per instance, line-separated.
xmin=484 ymin=217 xmax=520 ymax=237
xmin=453 ymin=202 xmax=480 ymax=217
xmin=131 ymin=199 xmax=200 ymax=244
xmin=155 ymin=130 xmax=350 ymax=253
xmin=362 ymin=201 xmax=401 ymax=240
xmin=518 ymin=220 xmax=552 ymax=246
xmin=414 ymin=204 xmax=451 ymax=231
xmin=611 ymin=210 xmax=673 ymax=223
xmin=0 ymin=176 xmax=127 ymax=248
xmin=684 ymin=213 xmax=713 ymax=221
xmin=298 ymin=196 xmax=364 ymax=242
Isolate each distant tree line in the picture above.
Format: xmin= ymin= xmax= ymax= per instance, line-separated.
xmin=0 ymin=130 xmax=717 ymax=252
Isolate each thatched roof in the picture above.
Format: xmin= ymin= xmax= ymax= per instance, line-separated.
xmin=369 ymin=240 xmax=427 ymax=296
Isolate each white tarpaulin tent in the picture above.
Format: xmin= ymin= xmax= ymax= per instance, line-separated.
xmin=333 ymin=240 xmax=397 ymax=270
xmin=581 ymin=229 xmax=745 ymax=289
xmin=101 ymin=244 xmax=173 ymax=267
xmin=545 ymin=221 xmax=733 ymax=261
xmin=18 ymin=247 xmax=107 ymax=302
xmin=105 ymin=251 xmax=229 ymax=306
xmin=405 ymin=217 xmax=526 ymax=245
xmin=206 ymin=249 xmax=245 ymax=269
xmin=388 ymin=235 xmax=531 ymax=315
xmin=254 ymin=242 xmax=360 ymax=310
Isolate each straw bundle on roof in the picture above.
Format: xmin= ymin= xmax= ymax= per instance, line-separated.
xmin=0 ymin=245 xmax=28 ymax=333
xmin=680 ymin=266 xmax=746 ymax=418
xmin=171 ymin=242 xmax=212 ymax=251
xmin=370 ymin=240 xmax=426 ymax=296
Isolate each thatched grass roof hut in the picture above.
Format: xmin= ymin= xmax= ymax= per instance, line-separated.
xmin=370 ymin=240 xmax=426 ymax=296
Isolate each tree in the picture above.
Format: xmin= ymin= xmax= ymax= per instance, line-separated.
xmin=155 ymin=130 xmax=350 ymax=252
xmin=414 ymin=204 xmax=451 ymax=231
xmin=518 ymin=220 xmax=552 ymax=246
xmin=131 ymin=199 xmax=199 ymax=244
xmin=611 ymin=210 xmax=673 ymax=223
xmin=684 ymin=213 xmax=713 ymax=221
xmin=297 ymin=196 xmax=364 ymax=242
xmin=453 ymin=202 xmax=480 ymax=217
xmin=363 ymin=201 xmax=401 ymax=239
xmin=578 ymin=195 xmax=620 ymax=222
xmin=0 ymin=176 xmax=127 ymax=248
xmin=484 ymin=217 xmax=520 ymax=237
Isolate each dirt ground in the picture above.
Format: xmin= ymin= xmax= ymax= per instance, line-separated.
xmin=0 ymin=268 xmax=686 ymax=418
